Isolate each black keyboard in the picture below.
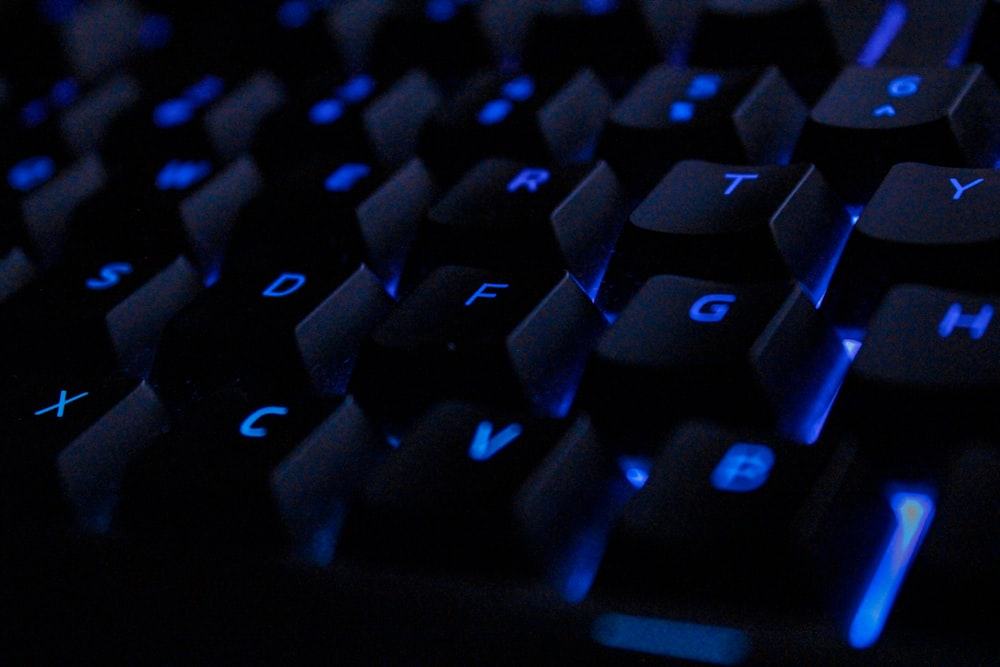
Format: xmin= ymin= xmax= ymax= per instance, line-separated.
xmin=2 ymin=1 xmax=998 ymax=664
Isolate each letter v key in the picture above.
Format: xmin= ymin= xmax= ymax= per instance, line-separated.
xmin=468 ymin=421 xmax=523 ymax=461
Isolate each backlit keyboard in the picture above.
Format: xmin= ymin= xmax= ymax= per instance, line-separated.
xmin=1 ymin=1 xmax=998 ymax=664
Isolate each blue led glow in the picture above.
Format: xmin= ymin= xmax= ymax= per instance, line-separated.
xmin=592 ymin=614 xmax=752 ymax=665
xmin=155 ymin=159 xmax=212 ymax=191
xmin=337 ymin=74 xmax=376 ymax=103
xmin=425 ymin=0 xmax=456 ymax=22
xmin=324 ymin=163 xmax=371 ymax=192
xmin=50 ymin=77 xmax=80 ymax=107
xmin=20 ymin=100 xmax=49 ymax=128
xmin=277 ymin=0 xmax=311 ymax=28
xmin=468 ymin=421 xmax=522 ymax=461
xmin=711 ymin=443 xmax=774 ymax=492
xmin=8 ymin=156 xmax=56 ymax=192
xmin=669 ymin=101 xmax=695 ymax=122
xmin=617 ymin=456 xmax=652 ymax=489
xmin=856 ymin=0 xmax=907 ymax=67
xmin=139 ymin=14 xmax=172 ymax=50
xmin=478 ymin=98 xmax=513 ymax=125
xmin=153 ymin=99 xmax=194 ymax=127
xmin=309 ymin=99 xmax=345 ymax=125
xmin=34 ymin=390 xmax=89 ymax=418
xmin=239 ymin=406 xmax=290 ymax=438
xmin=887 ymin=75 xmax=920 ymax=98
xmin=843 ymin=338 xmax=862 ymax=360
xmin=849 ymin=490 xmax=935 ymax=649
xmin=686 ymin=74 xmax=722 ymax=99
xmin=501 ymin=75 xmax=535 ymax=101
xmin=85 ymin=262 xmax=133 ymax=290
xmin=581 ymin=0 xmax=618 ymax=16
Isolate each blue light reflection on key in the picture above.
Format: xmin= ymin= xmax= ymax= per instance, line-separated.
xmin=154 ymin=99 xmax=194 ymax=127
xmin=425 ymin=0 xmax=456 ymax=22
xmin=669 ymin=101 xmax=695 ymax=122
xmin=856 ymin=1 xmax=907 ymax=67
xmin=20 ymin=100 xmax=49 ymax=127
xmin=337 ymin=74 xmax=376 ymax=103
xmin=582 ymin=0 xmax=618 ymax=16
xmin=592 ymin=613 xmax=752 ymax=665
xmin=139 ymin=14 xmax=172 ymax=50
xmin=848 ymin=489 xmax=935 ymax=649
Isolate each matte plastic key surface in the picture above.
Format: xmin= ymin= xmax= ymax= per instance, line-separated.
xmin=596 ymin=159 xmax=851 ymax=314
xmin=350 ymin=267 xmax=605 ymax=423
xmin=582 ymin=275 xmax=849 ymax=445
xmin=404 ymin=158 xmax=627 ymax=295
xmin=824 ymin=163 xmax=1000 ymax=329
xmin=597 ymin=65 xmax=807 ymax=194
xmin=794 ymin=65 xmax=1000 ymax=204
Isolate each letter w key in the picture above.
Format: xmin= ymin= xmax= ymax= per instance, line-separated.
xmin=468 ymin=420 xmax=523 ymax=461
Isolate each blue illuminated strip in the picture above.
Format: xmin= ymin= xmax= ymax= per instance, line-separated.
xmin=592 ymin=613 xmax=752 ymax=665
xmin=856 ymin=1 xmax=907 ymax=67
xmin=849 ymin=490 xmax=935 ymax=649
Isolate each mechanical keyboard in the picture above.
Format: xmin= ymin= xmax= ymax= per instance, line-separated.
xmin=1 ymin=0 xmax=998 ymax=664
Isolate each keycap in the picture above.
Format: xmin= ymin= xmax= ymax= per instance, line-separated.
xmin=150 ymin=261 xmax=390 ymax=404
xmin=350 ymin=267 xmax=606 ymax=423
xmin=595 ymin=159 xmax=852 ymax=314
xmin=339 ymin=400 xmax=567 ymax=570
xmin=597 ymin=419 xmax=840 ymax=598
xmin=794 ymin=65 xmax=1000 ymax=204
xmin=581 ymin=276 xmax=849 ymax=445
xmin=416 ymin=69 xmax=612 ymax=184
xmin=403 ymin=159 xmax=627 ymax=295
xmin=270 ymin=397 xmax=391 ymax=565
xmin=118 ymin=384 xmax=339 ymax=549
xmin=597 ymin=65 xmax=807 ymax=194
xmin=0 ymin=370 xmax=166 ymax=535
xmin=823 ymin=163 xmax=1000 ymax=329
xmin=837 ymin=284 xmax=1000 ymax=447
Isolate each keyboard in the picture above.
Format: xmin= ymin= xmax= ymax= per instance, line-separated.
xmin=1 ymin=0 xmax=998 ymax=664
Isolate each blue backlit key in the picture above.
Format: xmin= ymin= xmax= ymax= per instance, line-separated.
xmin=117 ymin=383 xmax=339 ymax=549
xmin=339 ymin=400 xmax=567 ymax=570
xmin=350 ymin=267 xmax=606 ymax=424
xmin=838 ymin=284 xmax=1000 ymax=447
xmin=404 ymin=159 xmax=627 ymax=296
xmin=597 ymin=419 xmax=838 ymax=597
xmin=597 ymin=65 xmax=807 ymax=194
xmin=581 ymin=275 xmax=849 ymax=445
xmin=595 ymin=159 xmax=852 ymax=315
xmin=794 ymin=65 xmax=1000 ymax=204
xmin=823 ymin=163 xmax=1000 ymax=330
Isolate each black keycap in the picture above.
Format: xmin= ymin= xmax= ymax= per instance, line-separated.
xmin=0 ymin=370 xmax=165 ymax=535
xmin=350 ymin=267 xmax=605 ymax=423
xmin=689 ymin=0 xmax=841 ymax=102
xmin=598 ymin=419 xmax=839 ymax=597
xmin=597 ymin=65 xmax=807 ymax=194
xmin=596 ymin=159 xmax=852 ymax=315
xmin=339 ymin=400 xmax=567 ymax=570
xmin=270 ymin=397 xmax=391 ymax=565
xmin=150 ymin=260 xmax=390 ymax=404
xmin=794 ymin=65 xmax=1000 ymax=204
xmin=838 ymin=284 xmax=1000 ymax=447
xmin=404 ymin=159 xmax=627 ymax=295
xmin=118 ymin=384 xmax=339 ymax=549
xmin=581 ymin=276 xmax=849 ymax=445
xmin=823 ymin=163 xmax=1000 ymax=330
xmin=416 ymin=69 xmax=611 ymax=184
